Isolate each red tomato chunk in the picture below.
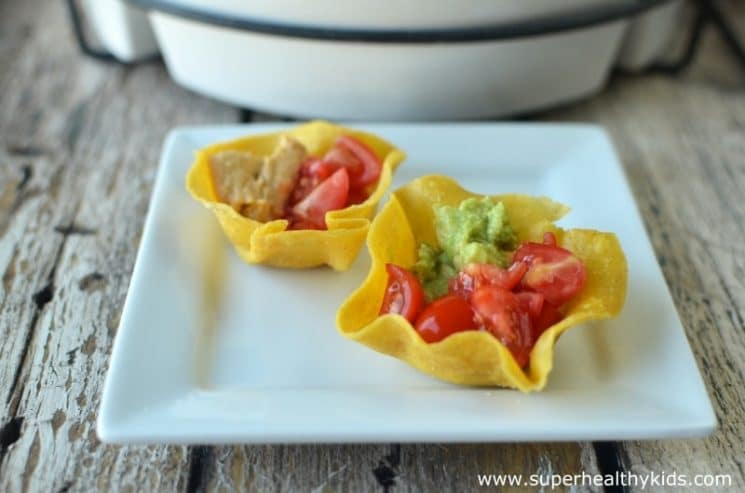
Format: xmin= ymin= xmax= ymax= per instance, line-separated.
xmin=286 ymin=135 xmax=383 ymax=230
xmin=378 ymin=231 xmax=587 ymax=368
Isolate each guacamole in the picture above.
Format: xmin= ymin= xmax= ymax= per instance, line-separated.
xmin=413 ymin=243 xmax=457 ymax=301
xmin=414 ymin=197 xmax=517 ymax=301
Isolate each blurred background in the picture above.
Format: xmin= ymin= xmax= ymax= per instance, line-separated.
xmin=66 ymin=0 xmax=744 ymax=120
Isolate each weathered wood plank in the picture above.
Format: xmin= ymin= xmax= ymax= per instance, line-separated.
xmin=0 ymin=0 xmax=236 ymax=491
xmin=202 ymin=442 xmax=600 ymax=492
xmin=0 ymin=0 xmax=103 ymax=416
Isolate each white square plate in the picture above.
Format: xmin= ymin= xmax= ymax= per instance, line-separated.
xmin=98 ymin=123 xmax=715 ymax=444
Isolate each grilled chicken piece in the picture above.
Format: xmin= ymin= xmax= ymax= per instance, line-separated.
xmin=208 ymin=136 xmax=306 ymax=222
xmin=263 ymin=136 xmax=307 ymax=217
xmin=208 ymin=149 xmax=265 ymax=211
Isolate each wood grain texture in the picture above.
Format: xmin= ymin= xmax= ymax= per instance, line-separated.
xmin=0 ymin=0 xmax=743 ymax=491
xmin=0 ymin=0 xmax=236 ymax=491
xmin=201 ymin=443 xmax=600 ymax=492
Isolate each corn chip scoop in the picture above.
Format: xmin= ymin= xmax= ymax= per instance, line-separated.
xmin=186 ymin=121 xmax=406 ymax=271
xmin=337 ymin=175 xmax=628 ymax=391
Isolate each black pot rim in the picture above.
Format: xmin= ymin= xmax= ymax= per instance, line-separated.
xmin=126 ymin=0 xmax=674 ymax=43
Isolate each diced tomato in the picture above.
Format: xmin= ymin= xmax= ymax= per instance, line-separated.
xmin=468 ymin=262 xmax=528 ymax=290
xmin=323 ymin=145 xmax=363 ymax=180
xmin=288 ymin=175 xmax=314 ymax=208
xmin=287 ymin=218 xmax=323 ymax=231
xmin=543 ymin=231 xmax=557 ymax=246
xmin=450 ymin=261 xmax=528 ymax=299
xmin=516 ymin=290 xmax=563 ymax=339
xmin=471 ymin=287 xmax=534 ymax=367
xmin=515 ymin=291 xmax=544 ymax=319
xmin=287 ymin=137 xmax=377 ymax=215
xmin=335 ymin=135 xmax=382 ymax=188
xmin=290 ymin=167 xmax=349 ymax=229
xmin=346 ymin=186 xmax=370 ymax=205
xmin=414 ymin=295 xmax=477 ymax=343
xmin=513 ymin=240 xmax=586 ymax=306
xmin=289 ymin=158 xmax=324 ymax=206
xmin=533 ymin=302 xmax=563 ymax=336
xmin=290 ymin=156 xmax=349 ymax=206
xmin=449 ymin=271 xmax=476 ymax=300
xmin=379 ymin=264 xmax=425 ymax=323
xmin=307 ymin=157 xmax=339 ymax=181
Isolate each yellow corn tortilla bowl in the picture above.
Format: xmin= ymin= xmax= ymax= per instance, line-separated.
xmin=186 ymin=120 xmax=406 ymax=271
xmin=336 ymin=175 xmax=628 ymax=391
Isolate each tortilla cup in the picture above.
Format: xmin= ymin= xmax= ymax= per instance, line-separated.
xmin=336 ymin=175 xmax=627 ymax=391
xmin=186 ymin=120 xmax=406 ymax=271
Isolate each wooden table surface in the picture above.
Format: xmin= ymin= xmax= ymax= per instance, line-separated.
xmin=1 ymin=1 xmax=744 ymax=491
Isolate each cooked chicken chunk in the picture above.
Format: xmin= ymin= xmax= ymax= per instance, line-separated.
xmin=208 ymin=136 xmax=306 ymax=222
xmin=263 ymin=135 xmax=307 ymax=217
xmin=208 ymin=150 xmax=265 ymax=208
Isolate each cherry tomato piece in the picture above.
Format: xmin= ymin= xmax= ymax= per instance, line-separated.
xmin=335 ymin=135 xmax=382 ymax=188
xmin=307 ymin=158 xmax=340 ymax=181
xmin=289 ymin=158 xmax=319 ymax=206
xmin=414 ymin=295 xmax=477 ymax=343
xmin=287 ymin=218 xmax=323 ymax=230
xmin=290 ymin=167 xmax=349 ymax=229
xmin=346 ymin=186 xmax=370 ymax=205
xmin=513 ymin=241 xmax=586 ymax=306
xmin=467 ymin=262 xmax=528 ymax=290
xmin=532 ymin=302 xmax=563 ymax=336
xmin=449 ymin=271 xmax=476 ymax=300
xmin=379 ymin=264 xmax=425 ymax=323
xmin=323 ymin=145 xmax=363 ymax=180
xmin=515 ymin=291 xmax=544 ymax=319
xmin=450 ymin=261 xmax=528 ymax=299
xmin=471 ymin=287 xmax=534 ymax=367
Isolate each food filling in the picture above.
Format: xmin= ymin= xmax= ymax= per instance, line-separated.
xmin=208 ymin=134 xmax=382 ymax=230
xmin=380 ymin=198 xmax=587 ymax=368
xmin=414 ymin=197 xmax=516 ymax=301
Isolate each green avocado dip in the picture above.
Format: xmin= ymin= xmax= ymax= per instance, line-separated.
xmin=413 ymin=197 xmax=517 ymax=301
